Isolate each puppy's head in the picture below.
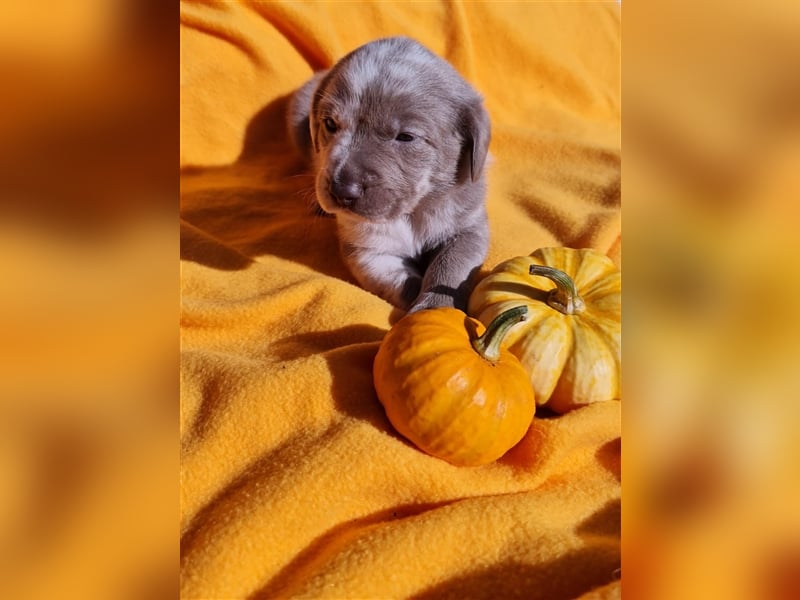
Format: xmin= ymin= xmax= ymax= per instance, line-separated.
xmin=310 ymin=37 xmax=490 ymax=222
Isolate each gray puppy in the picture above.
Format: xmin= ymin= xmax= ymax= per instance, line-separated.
xmin=288 ymin=36 xmax=491 ymax=312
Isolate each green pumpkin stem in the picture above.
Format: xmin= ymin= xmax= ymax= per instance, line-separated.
xmin=528 ymin=265 xmax=586 ymax=315
xmin=472 ymin=305 xmax=528 ymax=362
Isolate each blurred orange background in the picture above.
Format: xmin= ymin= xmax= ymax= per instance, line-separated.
xmin=624 ymin=1 xmax=800 ymax=598
xmin=0 ymin=2 xmax=177 ymax=599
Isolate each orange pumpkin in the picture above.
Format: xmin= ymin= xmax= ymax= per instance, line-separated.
xmin=373 ymin=306 xmax=535 ymax=466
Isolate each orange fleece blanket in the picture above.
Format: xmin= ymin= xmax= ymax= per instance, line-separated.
xmin=180 ymin=2 xmax=621 ymax=598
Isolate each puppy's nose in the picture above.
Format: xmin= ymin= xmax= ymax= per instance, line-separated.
xmin=329 ymin=178 xmax=363 ymax=208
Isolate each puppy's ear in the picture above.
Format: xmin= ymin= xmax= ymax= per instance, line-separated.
xmin=287 ymin=70 xmax=329 ymax=158
xmin=311 ymin=68 xmax=347 ymax=155
xmin=459 ymin=100 xmax=491 ymax=182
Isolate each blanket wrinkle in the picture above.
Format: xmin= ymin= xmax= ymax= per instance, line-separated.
xmin=180 ymin=1 xmax=268 ymax=68
xmin=181 ymin=1 xmax=620 ymax=598
xmin=180 ymin=218 xmax=255 ymax=271
xmin=250 ymin=499 xmax=458 ymax=600
xmin=577 ymin=499 xmax=622 ymax=540
xmin=410 ymin=545 xmax=619 ymax=600
xmin=439 ymin=2 xmax=476 ymax=81
xmin=244 ymin=4 xmax=332 ymax=72
xmin=272 ymin=325 xmax=387 ymax=362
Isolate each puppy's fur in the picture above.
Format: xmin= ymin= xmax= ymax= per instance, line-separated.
xmin=288 ymin=37 xmax=490 ymax=312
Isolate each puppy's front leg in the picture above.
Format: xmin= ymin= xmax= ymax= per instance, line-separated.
xmin=409 ymin=232 xmax=488 ymax=313
xmin=344 ymin=250 xmax=423 ymax=311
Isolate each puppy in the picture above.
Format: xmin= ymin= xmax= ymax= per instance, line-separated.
xmin=288 ymin=36 xmax=491 ymax=312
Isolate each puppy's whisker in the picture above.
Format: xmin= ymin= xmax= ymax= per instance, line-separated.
xmin=291 ymin=185 xmax=330 ymax=218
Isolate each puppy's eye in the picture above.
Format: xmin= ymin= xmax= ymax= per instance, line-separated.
xmin=395 ymin=132 xmax=415 ymax=142
xmin=323 ymin=117 xmax=338 ymax=134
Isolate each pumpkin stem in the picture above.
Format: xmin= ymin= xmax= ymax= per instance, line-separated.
xmin=528 ymin=265 xmax=586 ymax=315
xmin=472 ymin=305 xmax=528 ymax=362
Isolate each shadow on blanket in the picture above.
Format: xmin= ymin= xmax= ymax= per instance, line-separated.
xmin=412 ymin=545 xmax=619 ymax=600
xmin=272 ymin=326 xmax=392 ymax=430
xmin=180 ymin=94 xmax=355 ymax=284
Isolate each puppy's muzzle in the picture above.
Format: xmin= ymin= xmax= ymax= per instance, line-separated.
xmin=329 ymin=171 xmax=364 ymax=208
xmin=329 ymin=180 xmax=362 ymax=208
